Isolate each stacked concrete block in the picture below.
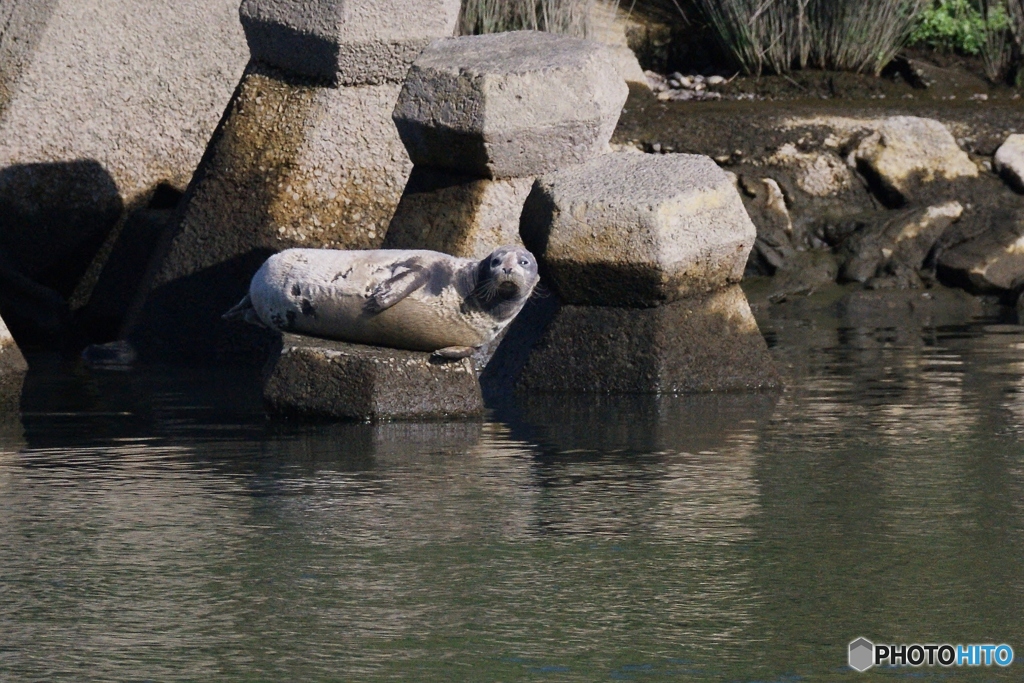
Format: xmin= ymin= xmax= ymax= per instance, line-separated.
xmin=127 ymin=0 xmax=461 ymax=364
xmin=384 ymin=32 xmax=628 ymax=259
xmin=0 ymin=313 xmax=28 ymax=411
xmin=519 ymin=152 xmax=780 ymax=393
xmin=0 ymin=0 xmax=249 ymax=299
xmin=263 ymin=334 xmax=483 ymax=421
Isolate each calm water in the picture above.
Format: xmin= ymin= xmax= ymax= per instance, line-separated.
xmin=2 ymin=296 xmax=1024 ymax=682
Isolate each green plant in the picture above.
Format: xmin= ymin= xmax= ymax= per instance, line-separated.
xmin=909 ymin=1 xmax=1016 ymax=81
xmin=909 ymin=0 xmax=989 ymax=53
xmin=458 ymin=0 xmax=597 ymax=37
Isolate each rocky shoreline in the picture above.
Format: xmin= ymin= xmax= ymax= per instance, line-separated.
xmin=615 ymin=87 xmax=1024 ymax=321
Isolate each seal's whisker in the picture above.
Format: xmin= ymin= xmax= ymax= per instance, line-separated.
xmin=530 ymin=282 xmax=552 ymax=299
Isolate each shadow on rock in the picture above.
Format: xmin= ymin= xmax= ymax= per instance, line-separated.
xmin=126 ymin=248 xmax=279 ymax=366
xmin=0 ymin=160 xmax=122 ymax=296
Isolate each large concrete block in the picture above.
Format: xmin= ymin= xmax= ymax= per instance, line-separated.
xmin=0 ymin=0 xmax=248 ymax=293
xmin=383 ymin=167 xmax=531 ymax=258
xmin=240 ymin=0 xmax=460 ymax=85
xmin=126 ymin=65 xmax=413 ymax=364
xmin=0 ymin=313 xmax=28 ymax=411
xmin=393 ymin=31 xmax=628 ymax=179
xmin=263 ymin=333 xmax=484 ymax=421
xmin=521 ymin=153 xmax=756 ymax=307
xmin=517 ymin=286 xmax=780 ymax=393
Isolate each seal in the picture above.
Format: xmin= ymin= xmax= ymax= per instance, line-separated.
xmin=224 ymin=246 xmax=539 ymax=359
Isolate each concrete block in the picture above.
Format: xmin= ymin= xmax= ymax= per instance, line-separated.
xmin=393 ymin=31 xmax=628 ymax=178
xmin=521 ymin=153 xmax=756 ymax=306
xmin=263 ymin=333 xmax=484 ymax=421
xmin=0 ymin=0 xmax=56 ymax=112
xmin=588 ymin=0 xmax=649 ymax=88
xmin=517 ymin=286 xmax=780 ymax=393
xmin=126 ymin=65 xmax=413 ymax=364
xmin=383 ymin=167 xmax=531 ymax=258
xmin=0 ymin=0 xmax=248 ymax=293
xmin=240 ymin=0 xmax=460 ymax=85
xmin=0 ymin=313 xmax=28 ymax=411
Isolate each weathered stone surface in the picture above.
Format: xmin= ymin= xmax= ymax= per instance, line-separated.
xmin=126 ymin=66 xmax=413 ymax=364
xmin=517 ymin=286 xmax=780 ymax=393
xmin=521 ymin=153 xmax=756 ymax=306
xmin=383 ymin=167 xmax=531 ymax=258
xmin=0 ymin=0 xmax=248 ymax=294
xmin=240 ymin=0 xmax=460 ymax=85
xmin=937 ymin=207 xmax=1024 ymax=293
xmin=994 ymin=134 xmax=1024 ymax=194
xmin=766 ymin=144 xmax=852 ymax=197
xmin=393 ymin=31 xmax=628 ymax=179
xmin=0 ymin=0 xmax=55 ymax=113
xmin=838 ymin=201 xmax=962 ymax=286
xmin=851 ymin=116 xmax=978 ymax=204
xmin=0 ymin=313 xmax=28 ymax=411
xmin=263 ymin=334 xmax=484 ymax=420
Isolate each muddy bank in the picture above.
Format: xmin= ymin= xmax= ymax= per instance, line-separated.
xmin=615 ymin=90 xmax=1022 ymax=160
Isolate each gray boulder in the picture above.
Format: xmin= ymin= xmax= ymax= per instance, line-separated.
xmin=850 ymin=116 xmax=978 ymax=205
xmin=937 ymin=207 xmax=1024 ymax=293
xmin=263 ymin=334 xmax=484 ymax=421
xmin=517 ymin=286 xmax=780 ymax=393
xmin=0 ymin=313 xmax=27 ymax=411
xmin=240 ymin=0 xmax=461 ymax=85
xmin=521 ymin=153 xmax=756 ymax=306
xmin=994 ymin=134 xmax=1024 ymax=193
xmin=393 ymin=31 xmax=628 ymax=179
xmin=838 ymin=201 xmax=962 ymax=286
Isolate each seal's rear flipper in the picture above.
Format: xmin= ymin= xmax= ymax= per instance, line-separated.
xmin=222 ymin=294 xmax=266 ymax=328
xmin=432 ymin=345 xmax=476 ymax=360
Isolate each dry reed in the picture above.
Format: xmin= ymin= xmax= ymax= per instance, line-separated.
xmin=458 ymin=0 xmax=597 ymax=37
xmin=693 ymin=0 xmax=929 ymax=75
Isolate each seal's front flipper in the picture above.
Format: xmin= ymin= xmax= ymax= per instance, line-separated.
xmin=223 ymin=294 xmax=266 ymax=328
xmin=364 ymin=268 xmax=428 ymax=313
xmin=432 ymin=346 xmax=476 ymax=360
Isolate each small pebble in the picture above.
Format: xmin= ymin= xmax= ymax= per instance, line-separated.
xmin=707 ymin=75 xmax=725 ymax=86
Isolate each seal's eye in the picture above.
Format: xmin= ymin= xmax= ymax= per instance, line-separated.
xmin=491 ymin=258 xmax=501 ymax=267
xmin=519 ymin=259 xmax=529 ymax=266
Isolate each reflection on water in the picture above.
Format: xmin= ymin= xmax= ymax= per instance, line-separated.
xmin=2 ymin=307 xmax=1024 ymax=681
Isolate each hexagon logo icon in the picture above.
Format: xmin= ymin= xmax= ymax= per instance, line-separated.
xmin=849 ymin=638 xmax=875 ymax=672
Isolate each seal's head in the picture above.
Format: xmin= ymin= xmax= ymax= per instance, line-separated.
xmin=477 ymin=245 xmax=539 ymax=305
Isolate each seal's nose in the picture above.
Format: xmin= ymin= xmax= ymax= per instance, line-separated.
xmin=502 ymin=267 xmax=513 ymax=274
